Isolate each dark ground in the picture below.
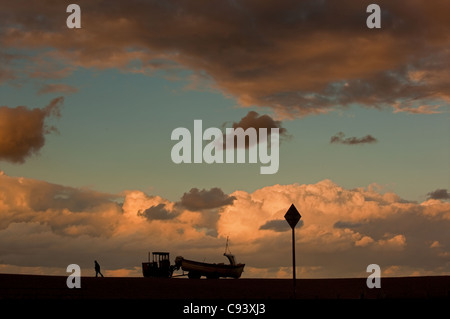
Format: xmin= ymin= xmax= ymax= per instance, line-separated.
xmin=1 ymin=273 xmax=449 ymax=299
xmin=0 ymin=274 xmax=448 ymax=316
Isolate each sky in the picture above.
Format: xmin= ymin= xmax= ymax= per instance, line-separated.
xmin=0 ymin=0 xmax=449 ymax=278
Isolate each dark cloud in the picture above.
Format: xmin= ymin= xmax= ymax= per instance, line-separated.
xmin=330 ymin=132 xmax=377 ymax=145
xmin=224 ymin=111 xmax=290 ymax=148
xmin=1 ymin=1 xmax=449 ymax=117
xmin=427 ymin=189 xmax=450 ymax=200
xmin=180 ymin=187 xmax=236 ymax=211
xmin=333 ymin=221 xmax=363 ymax=229
xmin=0 ymin=97 xmax=63 ymax=163
xmin=138 ymin=203 xmax=177 ymax=221
xmin=259 ymin=219 xmax=289 ymax=232
xmin=230 ymin=111 xmax=288 ymax=136
xmin=259 ymin=219 xmax=303 ymax=232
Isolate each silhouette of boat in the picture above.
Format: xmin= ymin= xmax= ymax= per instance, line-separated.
xmin=174 ymin=238 xmax=245 ymax=279
xmin=174 ymin=254 xmax=245 ymax=279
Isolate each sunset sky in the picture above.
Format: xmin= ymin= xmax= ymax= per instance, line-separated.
xmin=0 ymin=0 xmax=449 ymax=278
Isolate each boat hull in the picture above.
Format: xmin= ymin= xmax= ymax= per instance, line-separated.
xmin=176 ymin=257 xmax=245 ymax=279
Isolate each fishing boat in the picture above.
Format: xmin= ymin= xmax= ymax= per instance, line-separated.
xmin=174 ymin=238 xmax=245 ymax=279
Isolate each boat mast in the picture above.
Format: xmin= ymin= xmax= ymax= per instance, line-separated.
xmin=224 ymin=236 xmax=237 ymax=265
xmin=225 ymin=236 xmax=230 ymax=254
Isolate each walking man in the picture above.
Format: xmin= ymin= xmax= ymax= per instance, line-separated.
xmin=94 ymin=260 xmax=104 ymax=277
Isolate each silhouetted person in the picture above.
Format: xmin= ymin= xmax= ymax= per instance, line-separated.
xmin=94 ymin=260 xmax=104 ymax=277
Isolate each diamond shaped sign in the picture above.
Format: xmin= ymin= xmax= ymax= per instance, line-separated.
xmin=284 ymin=204 xmax=301 ymax=229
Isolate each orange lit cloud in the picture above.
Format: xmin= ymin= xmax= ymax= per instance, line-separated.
xmin=1 ymin=0 xmax=449 ymax=116
xmin=0 ymin=97 xmax=63 ymax=163
xmin=0 ymin=172 xmax=449 ymax=278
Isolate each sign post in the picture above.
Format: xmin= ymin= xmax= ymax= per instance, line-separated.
xmin=284 ymin=204 xmax=301 ymax=298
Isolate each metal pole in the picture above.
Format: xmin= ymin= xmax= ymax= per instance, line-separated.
xmin=292 ymin=227 xmax=296 ymax=297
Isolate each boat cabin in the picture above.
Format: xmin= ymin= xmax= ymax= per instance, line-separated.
xmin=224 ymin=253 xmax=237 ymax=266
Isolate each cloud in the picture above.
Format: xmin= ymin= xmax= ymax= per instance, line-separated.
xmin=330 ymin=132 xmax=377 ymax=145
xmin=333 ymin=221 xmax=363 ymax=229
xmin=0 ymin=173 xmax=449 ymax=278
xmin=1 ymin=1 xmax=449 ymax=117
xmin=180 ymin=187 xmax=236 ymax=211
xmin=376 ymin=234 xmax=407 ymax=251
xmin=223 ymin=111 xmax=290 ymax=148
xmin=430 ymin=240 xmax=441 ymax=248
xmin=0 ymin=172 xmax=121 ymax=238
xmin=37 ymin=83 xmax=78 ymax=95
xmin=0 ymin=97 xmax=63 ymax=163
xmin=138 ymin=203 xmax=178 ymax=221
xmin=427 ymin=189 xmax=450 ymax=200
xmin=217 ymin=180 xmax=450 ymax=276
xmin=355 ymin=236 xmax=375 ymax=247
xmin=392 ymin=104 xmax=444 ymax=114
xmin=259 ymin=219 xmax=303 ymax=232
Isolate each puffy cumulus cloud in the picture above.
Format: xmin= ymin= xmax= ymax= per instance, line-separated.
xmin=1 ymin=1 xmax=449 ymax=117
xmin=180 ymin=187 xmax=236 ymax=211
xmin=0 ymin=97 xmax=63 ymax=163
xmin=176 ymin=187 xmax=236 ymax=237
xmin=375 ymin=234 xmax=407 ymax=251
xmin=217 ymin=180 xmax=450 ymax=277
xmin=427 ymin=189 xmax=450 ymax=200
xmin=0 ymin=174 xmax=235 ymax=274
xmin=0 ymin=172 xmax=122 ymax=237
xmin=138 ymin=203 xmax=178 ymax=221
xmin=0 ymin=173 xmax=449 ymax=278
xmin=223 ymin=111 xmax=290 ymax=149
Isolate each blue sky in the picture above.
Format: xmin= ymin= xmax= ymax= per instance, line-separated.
xmin=1 ymin=66 xmax=448 ymax=203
